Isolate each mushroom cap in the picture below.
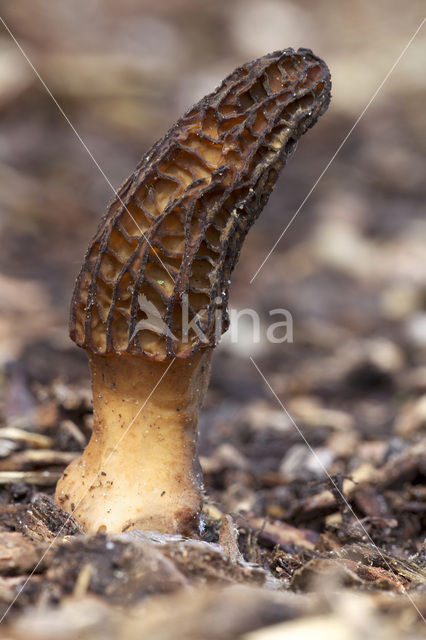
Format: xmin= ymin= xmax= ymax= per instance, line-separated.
xmin=70 ymin=48 xmax=331 ymax=360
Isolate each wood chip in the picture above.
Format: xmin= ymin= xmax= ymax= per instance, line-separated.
xmin=0 ymin=450 xmax=78 ymax=471
xmin=0 ymin=471 xmax=62 ymax=486
xmin=0 ymin=532 xmax=45 ymax=574
xmin=0 ymin=426 xmax=52 ymax=449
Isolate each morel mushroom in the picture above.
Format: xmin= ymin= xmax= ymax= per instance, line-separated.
xmin=56 ymin=48 xmax=331 ymax=534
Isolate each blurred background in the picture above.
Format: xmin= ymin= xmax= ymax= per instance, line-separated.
xmin=0 ymin=0 xmax=425 ymax=479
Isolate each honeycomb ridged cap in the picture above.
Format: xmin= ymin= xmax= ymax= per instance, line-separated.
xmin=70 ymin=48 xmax=331 ymax=360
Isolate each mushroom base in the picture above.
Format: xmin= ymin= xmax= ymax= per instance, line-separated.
xmin=55 ymin=349 xmax=212 ymax=535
